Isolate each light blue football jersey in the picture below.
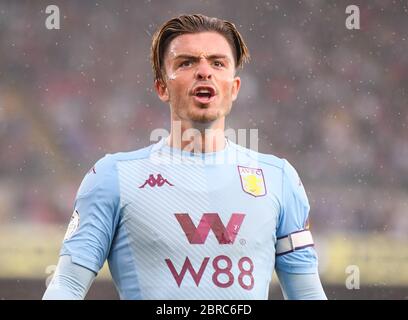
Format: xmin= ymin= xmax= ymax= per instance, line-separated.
xmin=60 ymin=138 xmax=318 ymax=299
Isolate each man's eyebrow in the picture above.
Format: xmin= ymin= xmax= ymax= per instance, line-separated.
xmin=173 ymin=54 xmax=231 ymax=61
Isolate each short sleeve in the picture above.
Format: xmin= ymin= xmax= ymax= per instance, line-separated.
xmin=275 ymin=159 xmax=318 ymax=274
xmin=60 ymin=154 xmax=121 ymax=273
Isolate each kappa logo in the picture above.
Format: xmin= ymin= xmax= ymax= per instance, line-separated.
xmin=175 ymin=213 xmax=245 ymax=244
xmin=139 ymin=174 xmax=174 ymax=188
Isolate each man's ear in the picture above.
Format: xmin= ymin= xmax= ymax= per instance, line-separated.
xmin=231 ymin=76 xmax=241 ymax=102
xmin=155 ymin=79 xmax=170 ymax=102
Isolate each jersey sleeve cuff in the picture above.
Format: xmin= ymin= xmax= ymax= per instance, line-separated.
xmin=60 ymin=250 xmax=101 ymax=274
xmin=275 ymin=262 xmax=318 ymax=274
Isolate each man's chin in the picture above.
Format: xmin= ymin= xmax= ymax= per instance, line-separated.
xmin=187 ymin=111 xmax=220 ymax=123
xmin=186 ymin=104 xmax=231 ymax=123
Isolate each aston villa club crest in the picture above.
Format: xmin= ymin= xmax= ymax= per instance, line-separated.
xmin=238 ymin=166 xmax=267 ymax=197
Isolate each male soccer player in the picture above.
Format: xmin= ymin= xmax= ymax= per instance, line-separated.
xmin=43 ymin=14 xmax=326 ymax=300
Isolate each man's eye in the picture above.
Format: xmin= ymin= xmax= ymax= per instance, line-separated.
xmin=179 ymin=61 xmax=192 ymax=67
xmin=213 ymin=61 xmax=224 ymax=67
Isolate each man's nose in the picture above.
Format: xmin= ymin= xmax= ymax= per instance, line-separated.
xmin=195 ymin=60 xmax=213 ymax=80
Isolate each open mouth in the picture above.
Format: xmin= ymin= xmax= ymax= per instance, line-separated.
xmin=192 ymin=86 xmax=216 ymax=104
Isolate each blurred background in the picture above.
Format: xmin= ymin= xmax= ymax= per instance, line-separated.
xmin=0 ymin=0 xmax=407 ymax=299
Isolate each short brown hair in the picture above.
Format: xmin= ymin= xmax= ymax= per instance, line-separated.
xmin=151 ymin=14 xmax=250 ymax=82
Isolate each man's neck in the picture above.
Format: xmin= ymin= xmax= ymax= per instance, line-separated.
xmin=167 ymin=118 xmax=226 ymax=153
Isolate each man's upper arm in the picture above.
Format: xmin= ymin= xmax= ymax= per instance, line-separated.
xmin=275 ymin=159 xmax=318 ymax=274
xmin=276 ymin=269 xmax=327 ymax=300
xmin=60 ymin=154 xmax=121 ymax=273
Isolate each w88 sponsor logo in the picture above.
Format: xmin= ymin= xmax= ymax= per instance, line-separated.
xmin=165 ymin=255 xmax=254 ymax=290
xmin=166 ymin=212 xmax=254 ymax=289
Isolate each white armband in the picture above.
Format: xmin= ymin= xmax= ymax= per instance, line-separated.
xmin=276 ymin=229 xmax=314 ymax=256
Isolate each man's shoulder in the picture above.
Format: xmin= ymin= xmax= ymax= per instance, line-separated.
xmin=104 ymin=143 xmax=157 ymax=163
xmin=93 ymin=141 xmax=160 ymax=169
xmin=229 ymin=141 xmax=305 ymax=187
xmin=76 ymin=143 xmax=157 ymax=197
xmin=229 ymin=141 xmax=286 ymax=170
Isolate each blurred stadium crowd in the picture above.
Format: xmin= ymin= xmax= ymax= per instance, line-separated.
xmin=1 ymin=0 xmax=407 ymax=239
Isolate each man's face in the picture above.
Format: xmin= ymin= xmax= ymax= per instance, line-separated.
xmin=155 ymin=32 xmax=241 ymax=123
